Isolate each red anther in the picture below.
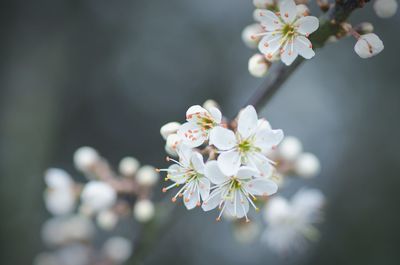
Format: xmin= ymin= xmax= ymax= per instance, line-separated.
xmin=171 ymin=197 xmax=177 ymax=202
xmin=162 ymin=187 xmax=167 ymax=193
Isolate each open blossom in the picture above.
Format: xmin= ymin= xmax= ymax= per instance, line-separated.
xmin=262 ymin=188 xmax=325 ymax=253
xmin=177 ymin=105 xmax=222 ymax=147
xmin=160 ymin=146 xmax=210 ymax=209
xmin=354 ymin=33 xmax=384 ymax=58
xmin=254 ymin=0 xmax=319 ymax=65
xmin=210 ymin=105 xmax=283 ymax=176
xmin=202 ymin=161 xmax=278 ymax=221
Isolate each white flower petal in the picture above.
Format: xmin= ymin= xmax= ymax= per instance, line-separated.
xmin=295 ymin=16 xmax=319 ymax=36
xmin=208 ymin=107 xmax=222 ymax=124
xmin=177 ymin=122 xmax=207 ymax=147
xmin=246 ymin=178 xmax=278 ymax=196
xmin=190 ymin=152 xmax=205 ymax=174
xmin=236 ymin=166 xmax=259 ymax=179
xmin=167 ymin=164 xmax=187 ymax=184
xmin=225 ymin=190 xmax=249 ymax=218
xmin=198 ymin=177 xmax=211 ymax=201
xmin=186 ymin=105 xmax=208 ymax=121
xmin=246 ymin=153 xmax=273 ymax=177
xmin=238 ymin=105 xmax=259 ymax=139
xmin=209 ymin=126 xmax=236 ymax=150
xmin=294 ymin=36 xmax=315 ymax=59
xmin=204 ymin=161 xmax=229 ymax=184
xmin=183 ymin=184 xmax=199 ymax=210
xmin=176 ymin=144 xmax=192 ymax=167
xmin=279 ymin=0 xmax=297 ymax=24
xmin=280 ymin=41 xmax=298 ymax=66
xmin=254 ymin=128 xmax=284 ymax=152
xmin=258 ymin=33 xmax=283 ymax=59
xmin=354 ymin=33 xmax=384 ymax=58
xmin=202 ymin=189 xmax=223 ymax=211
xmin=253 ymin=9 xmax=282 ymax=30
xmin=217 ymin=150 xmax=241 ymax=176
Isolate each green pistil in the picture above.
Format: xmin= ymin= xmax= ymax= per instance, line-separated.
xmin=238 ymin=140 xmax=252 ymax=153
xmin=281 ymin=24 xmax=295 ymax=37
xmin=199 ymin=117 xmax=214 ymax=130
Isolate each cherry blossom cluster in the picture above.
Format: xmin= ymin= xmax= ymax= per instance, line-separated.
xmin=159 ymin=101 xmax=284 ymax=222
xmin=243 ymin=0 xmax=396 ymax=77
xmin=36 ymin=147 xmax=160 ymax=265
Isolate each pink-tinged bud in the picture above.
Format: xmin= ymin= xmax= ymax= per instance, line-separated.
xmin=354 ymin=33 xmax=384 ymax=59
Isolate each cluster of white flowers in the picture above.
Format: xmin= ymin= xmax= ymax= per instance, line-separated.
xmin=262 ymin=188 xmax=325 ymax=254
xmin=159 ymin=102 xmax=284 ymax=221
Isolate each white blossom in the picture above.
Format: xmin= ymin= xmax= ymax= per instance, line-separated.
xmin=73 ymin=146 xmax=99 ymax=172
xmin=44 ymin=169 xmax=75 ymax=216
xmin=254 ymin=0 xmax=319 ymax=65
xmin=262 ymin=188 xmax=325 ymax=253
xmin=177 ymin=105 xmax=222 ymax=147
xmin=160 ymin=146 xmax=210 ymax=209
xmin=134 ymin=199 xmax=155 ymax=222
xmin=354 ymin=33 xmax=384 ymax=58
xmin=294 ymin=152 xmax=320 ymax=178
xmin=80 ymin=181 xmax=117 ymax=213
xmin=373 ymin=0 xmax=398 ymax=18
xmin=278 ymin=136 xmax=303 ymax=161
xmin=160 ymin=121 xmax=181 ymax=140
xmin=119 ymin=157 xmax=140 ymax=177
xmin=96 ymin=210 xmax=118 ymax=230
xmin=202 ymin=161 xmax=278 ymax=221
xmin=210 ymin=105 xmax=283 ymax=176
xmin=103 ymin=237 xmax=133 ymax=263
xmin=136 ymin=165 xmax=159 ymax=186
xmin=248 ymin=53 xmax=270 ymax=77
xmin=56 ymin=244 xmax=90 ymax=265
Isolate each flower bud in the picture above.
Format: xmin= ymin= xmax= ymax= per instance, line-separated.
xmin=160 ymin=122 xmax=181 ymax=140
xmin=373 ymin=0 xmax=398 ymax=18
xmin=134 ymin=199 xmax=155 ymax=222
xmin=96 ymin=210 xmax=118 ymax=231
xmin=103 ymin=237 xmax=132 ymax=263
xmin=294 ymin=153 xmax=321 ymax=178
xmin=327 ymin=35 xmax=338 ymax=43
xmin=165 ymin=133 xmax=181 ymax=156
xmin=81 ymin=181 xmax=117 ymax=212
xmin=44 ymin=189 xmax=75 ymax=216
xmin=248 ymin=54 xmax=270 ymax=78
xmin=136 ymin=165 xmax=159 ymax=186
xmin=278 ymin=136 xmax=303 ymax=161
xmin=119 ymin=157 xmax=140 ymax=177
xmin=354 ymin=22 xmax=374 ymax=34
xmin=354 ymin=33 xmax=384 ymax=58
xmin=296 ymin=4 xmax=310 ymax=17
xmin=73 ymin=146 xmax=99 ymax=172
xmin=241 ymin=23 xmax=264 ymax=48
xmin=253 ymin=0 xmax=275 ymax=8
xmin=202 ymin=99 xmax=220 ymax=112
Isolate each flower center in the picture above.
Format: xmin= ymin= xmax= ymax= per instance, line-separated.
xmin=238 ymin=140 xmax=252 ymax=153
xmin=198 ymin=116 xmax=215 ymax=130
xmin=281 ymin=24 xmax=296 ymax=38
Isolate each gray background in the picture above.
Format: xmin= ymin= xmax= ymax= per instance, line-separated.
xmin=0 ymin=0 xmax=399 ymax=264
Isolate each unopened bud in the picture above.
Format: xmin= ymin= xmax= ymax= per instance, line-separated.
xmin=248 ymin=54 xmax=270 ymax=78
xmin=373 ymin=0 xmax=398 ymax=18
xmin=296 ymin=4 xmax=310 ymax=17
xmin=160 ymin=122 xmax=181 ymax=140
xmin=165 ymin=133 xmax=181 ymax=156
xmin=134 ymin=200 xmax=155 ymax=222
xmin=119 ymin=157 xmax=140 ymax=177
xmin=103 ymin=237 xmax=132 ymax=263
xmin=241 ymin=23 xmax=264 ymax=48
xmin=294 ymin=153 xmax=321 ymax=178
xmin=136 ymin=165 xmax=159 ymax=186
xmin=202 ymin=99 xmax=220 ymax=112
xmin=97 ymin=210 xmax=118 ymax=231
xmin=73 ymin=146 xmax=100 ymax=172
xmin=354 ymin=33 xmax=384 ymax=59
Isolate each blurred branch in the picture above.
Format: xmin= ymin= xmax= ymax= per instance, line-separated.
xmin=247 ymin=0 xmax=370 ymax=111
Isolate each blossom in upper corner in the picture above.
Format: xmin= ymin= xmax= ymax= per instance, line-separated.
xmin=373 ymin=0 xmax=398 ymax=18
xmin=177 ymin=105 xmax=222 ymax=147
xmin=254 ymin=0 xmax=319 ymax=65
xmin=262 ymin=188 xmax=325 ymax=254
xmin=159 ymin=146 xmax=210 ymax=209
xmin=354 ymin=33 xmax=384 ymax=58
xmin=210 ymin=105 xmax=283 ymax=176
xmin=202 ymin=161 xmax=278 ymax=221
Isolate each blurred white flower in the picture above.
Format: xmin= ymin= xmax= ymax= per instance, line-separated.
xmin=254 ymin=0 xmax=319 ymax=65
xmin=56 ymin=243 xmax=90 ymax=265
xmin=96 ymin=210 xmax=118 ymax=231
xmin=294 ymin=152 xmax=320 ymax=178
xmin=296 ymin=4 xmax=310 ymax=17
xmin=233 ymin=221 xmax=261 ymax=244
xmin=164 ymin=133 xmax=182 ymax=157
xmin=248 ymin=53 xmax=270 ymax=77
xmin=253 ymin=0 xmax=275 ymax=8
xmin=160 ymin=146 xmax=210 ymax=209
xmin=373 ymin=0 xmax=398 ymax=18
xmin=134 ymin=199 xmax=155 ymax=222
xmin=262 ymin=188 xmax=325 ymax=253
xmin=81 ymin=181 xmax=117 ymax=212
xmin=210 ymin=105 xmax=283 ymax=176
xmin=160 ymin=122 xmax=181 ymax=140
xmin=177 ymin=105 xmax=222 ymax=147
xmin=136 ymin=165 xmax=159 ymax=187
xmin=354 ymin=33 xmax=384 ymax=58
xmin=44 ymin=169 xmax=76 ymax=216
xmin=119 ymin=157 xmax=140 ymax=177
xmin=242 ymin=23 xmax=264 ymax=48
xmin=103 ymin=237 xmax=133 ymax=264
xmin=202 ymin=99 xmax=220 ymax=113
xmin=202 ymin=162 xmax=278 ymax=221
xmin=278 ymin=136 xmax=303 ymax=161
xmin=73 ymin=146 xmax=99 ymax=172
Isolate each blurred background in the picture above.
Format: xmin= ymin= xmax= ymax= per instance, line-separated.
xmin=0 ymin=0 xmax=399 ymax=264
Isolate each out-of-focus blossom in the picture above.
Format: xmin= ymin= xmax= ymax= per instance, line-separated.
xmin=242 ymin=23 xmax=265 ymax=48
xmin=134 ymin=199 xmax=155 ymax=222
xmin=96 ymin=210 xmax=118 ymax=231
xmin=103 ymin=237 xmax=133 ymax=264
xmin=373 ymin=0 xmax=398 ymax=18
xmin=294 ymin=153 xmax=321 ymax=178
xmin=73 ymin=146 xmax=100 ymax=173
xmin=262 ymin=188 xmax=325 ymax=253
xmin=202 ymin=99 xmax=220 ymax=113
xmin=278 ymin=136 xmax=303 ymax=161
xmin=202 ymin=161 xmax=278 ymax=221
xmin=160 ymin=122 xmax=181 ymax=140
xmin=254 ymin=0 xmax=319 ymax=65
xmin=81 ymin=181 xmax=117 ymax=213
xmin=296 ymin=4 xmax=310 ymax=17
xmin=177 ymin=105 xmax=222 ymax=147
xmin=56 ymin=244 xmax=90 ymax=265
xmin=210 ymin=105 xmax=283 ymax=176
xmin=233 ymin=220 xmax=261 ymax=244
xmin=160 ymin=146 xmax=210 ymax=209
xmin=354 ymin=33 xmax=384 ymax=58
xmin=119 ymin=157 xmax=140 ymax=177
xmin=136 ymin=165 xmax=159 ymax=187
xmin=44 ymin=169 xmax=76 ymax=216
xmin=248 ymin=53 xmax=270 ymax=77
xmin=253 ymin=0 xmax=275 ymax=8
